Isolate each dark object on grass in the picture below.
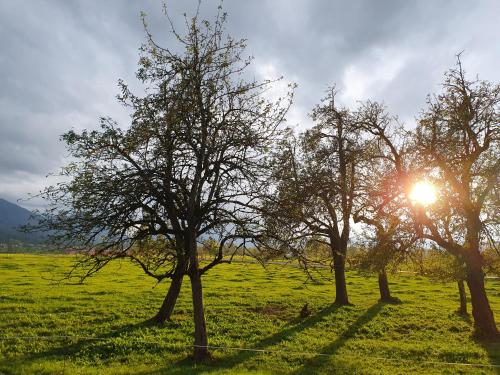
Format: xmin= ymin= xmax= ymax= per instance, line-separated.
xmin=300 ymin=303 xmax=311 ymax=318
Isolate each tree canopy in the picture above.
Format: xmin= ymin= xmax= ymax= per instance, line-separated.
xmin=32 ymin=6 xmax=292 ymax=360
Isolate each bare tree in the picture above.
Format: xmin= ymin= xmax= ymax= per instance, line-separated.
xmin=31 ymin=5 xmax=291 ymax=360
xmin=412 ymin=57 xmax=499 ymax=338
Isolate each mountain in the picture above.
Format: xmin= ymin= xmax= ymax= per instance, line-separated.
xmin=0 ymin=198 xmax=46 ymax=243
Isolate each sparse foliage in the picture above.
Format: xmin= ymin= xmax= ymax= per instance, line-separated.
xmin=411 ymin=56 xmax=500 ymax=337
xmin=262 ymin=89 xmax=367 ymax=305
xmin=30 ymin=4 xmax=291 ymax=360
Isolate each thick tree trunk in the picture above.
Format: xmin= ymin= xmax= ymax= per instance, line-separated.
xmin=333 ymin=252 xmax=349 ymax=305
xmin=466 ymin=263 xmax=498 ymax=338
xmin=190 ymin=271 xmax=210 ymax=361
xmin=457 ymin=279 xmax=467 ymax=315
xmin=149 ymin=273 xmax=184 ymax=324
xmin=461 ymin=218 xmax=498 ymax=338
xmin=378 ymin=269 xmax=392 ymax=302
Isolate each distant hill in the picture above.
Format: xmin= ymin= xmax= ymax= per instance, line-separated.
xmin=0 ymin=198 xmax=46 ymax=243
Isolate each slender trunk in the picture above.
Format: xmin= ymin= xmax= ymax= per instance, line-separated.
xmin=457 ymin=279 xmax=467 ymax=315
xmin=150 ymin=273 xmax=184 ymax=324
xmin=333 ymin=252 xmax=349 ymax=305
xmin=378 ymin=269 xmax=392 ymax=302
xmin=190 ymin=271 xmax=210 ymax=361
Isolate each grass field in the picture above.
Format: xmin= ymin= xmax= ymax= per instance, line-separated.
xmin=1 ymin=254 xmax=500 ymax=374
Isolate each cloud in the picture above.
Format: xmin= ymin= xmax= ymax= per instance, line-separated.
xmin=1 ymin=0 xmax=499 ymax=209
xmin=340 ymin=47 xmax=408 ymax=107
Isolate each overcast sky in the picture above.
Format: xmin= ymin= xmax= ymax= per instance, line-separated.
xmin=1 ymin=0 xmax=499 ymax=209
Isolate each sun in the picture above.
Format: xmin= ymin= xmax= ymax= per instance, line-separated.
xmin=409 ymin=181 xmax=437 ymax=206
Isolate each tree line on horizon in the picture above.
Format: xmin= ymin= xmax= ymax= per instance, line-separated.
xmin=27 ymin=3 xmax=499 ymax=361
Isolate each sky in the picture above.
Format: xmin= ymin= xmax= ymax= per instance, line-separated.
xmin=1 ymin=0 xmax=499 ymax=209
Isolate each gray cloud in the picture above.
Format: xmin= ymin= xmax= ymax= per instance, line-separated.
xmin=1 ymin=0 xmax=499 ymax=209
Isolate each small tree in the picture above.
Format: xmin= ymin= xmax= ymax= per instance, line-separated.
xmin=353 ymin=212 xmax=415 ymax=303
xmin=32 ymin=5 xmax=291 ymax=360
xmin=351 ymin=101 xmax=416 ymax=302
xmin=263 ymin=89 xmax=365 ymax=305
xmin=416 ymin=248 xmax=468 ymax=315
xmin=412 ymin=57 xmax=499 ymax=338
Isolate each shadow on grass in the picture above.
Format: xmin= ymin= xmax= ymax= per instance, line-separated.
xmin=475 ymin=328 xmax=500 ymax=371
xmin=455 ymin=310 xmax=472 ymax=324
xmin=289 ymin=302 xmax=384 ymax=375
xmin=138 ymin=303 xmax=385 ymax=375
xmin=4 ymin=303 xmax=386 ymax=375
xmin=0 ymin=320 xmax=161 ymax=370
xmin=134 ymin=304 xmax=342 ymax=375
xmin=142 ymin=302 xmax=386 ymax=375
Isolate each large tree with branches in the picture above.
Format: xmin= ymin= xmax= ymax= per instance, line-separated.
xmin=31 ymin=5 xmax=291 ymax=360
xmin=411 ymin=58 xmax=499 ymax=338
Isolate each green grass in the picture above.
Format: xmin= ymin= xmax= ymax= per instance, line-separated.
xmin=1 ymin=254 xmax=500 ymax=374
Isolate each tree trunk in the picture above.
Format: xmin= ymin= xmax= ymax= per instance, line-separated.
xmin=190 ymin=271 xmax=210 ymax=361
xmin=378 ymin=269 xmax=392 ymax=302
xmin=149 ymin=273 xmax=184 ymax=324
xmin=333 ymin=252 xmax=349 ymax=305
xmin=465 ymin=263 xmax=498 ymax=338
xmin=457 ymin=280 xmax=467 ymax=315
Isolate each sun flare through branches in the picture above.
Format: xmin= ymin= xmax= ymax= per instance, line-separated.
xmin=409 ymin=181 xmax=437 ymax=206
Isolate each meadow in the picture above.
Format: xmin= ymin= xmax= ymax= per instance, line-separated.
xmin=1 ymin=254 xmax=500 ymax=374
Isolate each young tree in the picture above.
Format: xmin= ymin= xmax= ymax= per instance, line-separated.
xmin=264 ymin=89 xmax=364 ymax=305
xmin=31 ymin=5 xmax=291 ymax=360
xmin=412 ymin=57 xmax=500 ymax=338
xmin=353 ymin=212 xmax=415 ymax=303
xmin=351 ymin=101 xmax=416 ymax=302
xmin=415 ymin=248 xmax=469 ymax=315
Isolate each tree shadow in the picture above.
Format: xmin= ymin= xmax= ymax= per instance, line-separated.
xmin=204 ymin=303 xmax=342 ymax=373
xmin=0 ymin=320 xmax=159 ymax=369
xmin=475 ymin=334 xmax=500 ymax=373
xmin=134 ymin=304 xmax=343 ymax=375
xmin=455 ymin=310 xmax=472 ymax=324
xmin=5 ymin=303 xmax=386 ymax=375
xmin=289 ymin=302 xmax=384 ymax=375
xmin=136 ymin=303 xmax=384 ymax=375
